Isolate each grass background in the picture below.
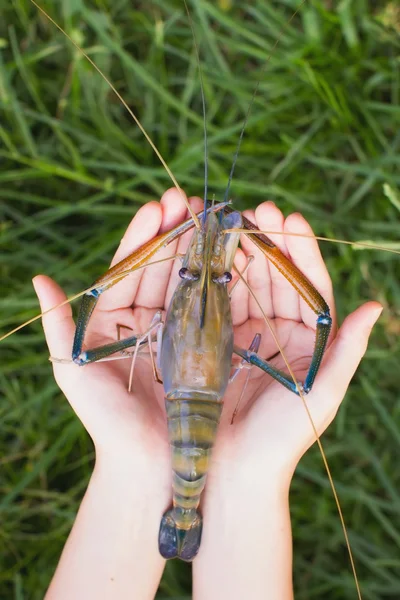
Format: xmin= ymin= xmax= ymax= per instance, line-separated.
xmin=0 ymin=0 xmax=399 ymax=598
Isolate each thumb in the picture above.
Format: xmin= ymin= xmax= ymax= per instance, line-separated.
xmin=32 ymin=274 xmax=75 ymax=359
xmin=309 ymin=301 xmax=382 ymax=417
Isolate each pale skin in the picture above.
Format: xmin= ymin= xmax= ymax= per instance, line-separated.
xmin=33 ymin=188 xmax=382 ymax=600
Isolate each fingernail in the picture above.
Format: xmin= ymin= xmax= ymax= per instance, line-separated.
xmin=32 ymin=275 xmax=42 ymax=294
xmin=369 ymin=305 xmax=383 ymax=327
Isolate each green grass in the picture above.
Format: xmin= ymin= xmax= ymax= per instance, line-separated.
xmin=0 ymin=0 xmax=399 ymax=598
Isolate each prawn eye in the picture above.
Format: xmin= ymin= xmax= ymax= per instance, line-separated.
xmin=179 ymin=267 xmax=199 ymax=281
xmin=212 ymin=271 xmax=232 ymax=284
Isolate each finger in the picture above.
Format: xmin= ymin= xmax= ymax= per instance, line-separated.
xmin=32 ymin=275 xmax=75 ymax=358
xmin=97 ymin=200 xmax=163 ymax=311
xmin=309 ymin=302 xmax=382 ymax=424
xmin=165 ymin=196 xmax=204 ymax=308
xmin=230 ymin=248 xmax=249 ymax=327
xmin=255 ymin=202 xmax=300 ymax=321
xmin=284 ymin=212 xmax=336 ymax=331
xmin=135 ymin=188 xmax=189 ymax=308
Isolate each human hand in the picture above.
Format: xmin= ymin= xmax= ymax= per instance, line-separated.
xmin=204 ymin=200 xmax=382 ymax=490
xmin=32 ymin=188 xmax=200 ymax=477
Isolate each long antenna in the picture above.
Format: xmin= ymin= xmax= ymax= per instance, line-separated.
xmin=223 ymin=229 xmax=400 ymax=255
xmin=29 ymin=0 xmax=201 ymax=230
xmin=223 ymin=0 xmax=307 ymax=203
xmin=183 ymin=0 xmax=209 ymax=226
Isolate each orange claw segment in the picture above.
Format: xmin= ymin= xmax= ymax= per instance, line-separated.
xmin=95 ymin=230 xmax=173 ymax=292
xmin=95 ymin=203 xmax=229 ymax=293
xmin=247 ymin=237 xmax=330 ymax=315
xmin=72 ymin=222 xmax=192 ymax=363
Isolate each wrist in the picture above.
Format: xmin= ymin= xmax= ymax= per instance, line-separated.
xmin=204 ymin=452 xmax=295 ymax=503
xmin=194 ymin=475 xmax=293 ymax=600
xmin=201 ymin=466 xmax=291 ymax=528
xmin=93 ymin=449 xmax=171 ymax=505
